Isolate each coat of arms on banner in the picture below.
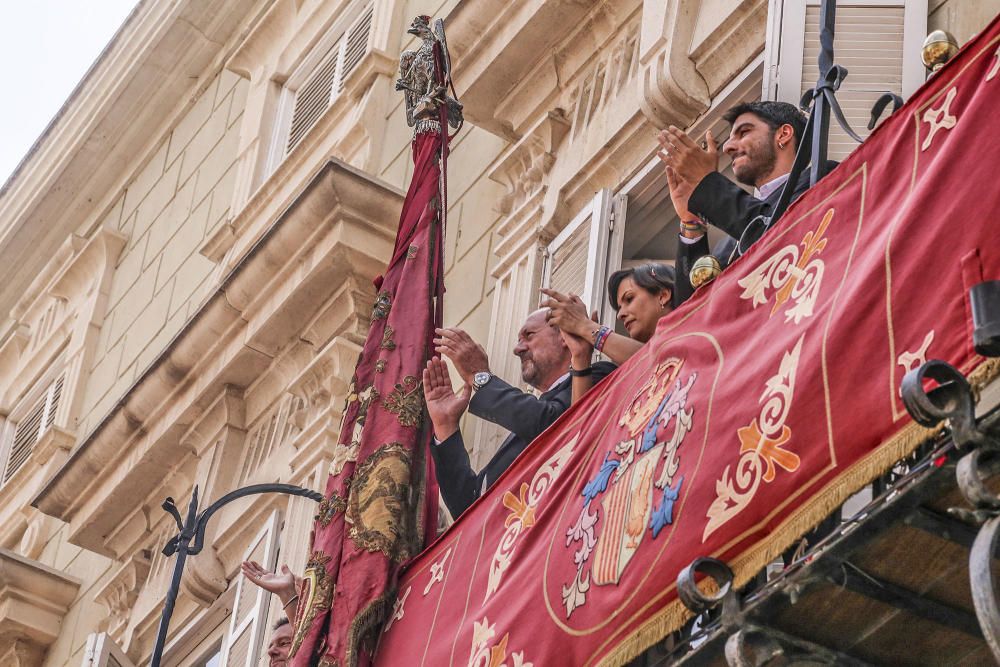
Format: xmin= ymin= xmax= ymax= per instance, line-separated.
xmin=561 ymin=358 xmax=697 ymax=617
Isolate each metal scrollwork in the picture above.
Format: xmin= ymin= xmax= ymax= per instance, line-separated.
xmin=902 ymin=358 xmax=1000 ymax=662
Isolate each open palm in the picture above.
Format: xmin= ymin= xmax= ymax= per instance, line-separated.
xmin=423 ymin=357 xmax=470 ymax=438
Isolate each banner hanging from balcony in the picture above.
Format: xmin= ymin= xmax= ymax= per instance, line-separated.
xmin=375 ymin=14 xmax=1000 ymax=667
xmin=291 ymin=16 xmax=462 ymax=667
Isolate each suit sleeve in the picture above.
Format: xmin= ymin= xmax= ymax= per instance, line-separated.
xmin=428 ymin=430 xmax=482 ymax=518
xmin=687 ymin=172 xmax=774 ymax=241
xmin=673 ymin=233 xmax=710 ymax=307
xmin=469 ymin=376 xmax=570 ymax=445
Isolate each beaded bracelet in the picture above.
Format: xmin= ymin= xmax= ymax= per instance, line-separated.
xmin=679 ymin=220 xmax=707 ymax=234
xmin=593 ymin=325 xmax=612 ymax=352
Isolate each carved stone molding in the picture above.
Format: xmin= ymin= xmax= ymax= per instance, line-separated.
xmin=94 ymin=552 xmax=152 ymax=641
xmin=33 ymin=159 xmax=403 ymax=561
xmin=0 ymin=548 xmax=80 ymax=661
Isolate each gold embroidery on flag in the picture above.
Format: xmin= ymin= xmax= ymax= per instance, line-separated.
xmin=347 ymin=442 xmax=413 ymax=560
xmin=290 ymin=552 xmax=335 ymax=658
xmin=468 ymin=617 xmax=533 ymax=667
xmin=383 ymin=376 xmax=423 ymax=428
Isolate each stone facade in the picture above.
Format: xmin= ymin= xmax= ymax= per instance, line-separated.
xmin=0 ymin=0 xmax=994 ymax=665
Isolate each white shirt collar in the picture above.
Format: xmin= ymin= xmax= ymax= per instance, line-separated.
xmin=547 ymin=372 xmax=570 ymax=392
xmin=754 ymin=172 xmax=790 ymax=200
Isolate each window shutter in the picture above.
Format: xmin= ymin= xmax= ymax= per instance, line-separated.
xmin=542 ymin=190 xmax=615 ymax=314
xmin=81 ymin=633 xmax=135 ymax=667
xmin=766 ymin=0 xmax=927 ymax=160
xmin=3 ymin=373 xmax=64 ymax=484
xmin=219 ymin=510 xmax=281 ymax=667
xmin=285 ymin=2 xmax=374 ymax=154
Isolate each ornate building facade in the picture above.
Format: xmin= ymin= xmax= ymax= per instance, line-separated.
xmin=0 ymin=0 xmax=992 ymax=664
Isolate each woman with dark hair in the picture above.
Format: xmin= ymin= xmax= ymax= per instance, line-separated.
xmin=541 ymin=262 xmax=675 ymax=401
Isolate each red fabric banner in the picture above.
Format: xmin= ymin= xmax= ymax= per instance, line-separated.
xmin=290 ymin=127 xmax=446 ymax=666
xmin=375 ymin=15 xmax=1000 ymax=667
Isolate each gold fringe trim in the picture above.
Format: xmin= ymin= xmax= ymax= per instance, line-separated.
xmin=597 ymin=358 xmax=1000 ymax=667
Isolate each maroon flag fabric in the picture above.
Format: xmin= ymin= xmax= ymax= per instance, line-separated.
xmin=373 ymin=14 xmax=1000 ymax=667
xmin=290 ymin=121 xmax=448 ymax=666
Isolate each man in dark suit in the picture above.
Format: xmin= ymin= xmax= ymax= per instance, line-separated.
xmin=423 ymin=309 xmax=615 ymax=517
xmin=657 ymin=101 xmax=833 ymax=304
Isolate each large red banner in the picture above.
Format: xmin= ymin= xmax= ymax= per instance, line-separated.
xmin=375 ymin=15 xmax=1000 ymax=667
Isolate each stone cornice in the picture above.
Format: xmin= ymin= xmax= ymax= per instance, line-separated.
xmin=32 ymin=159 xmax=403 ymax=557
xmin=0 ymin=0 xmax=274 ymax=315
xmin=0 ymin=548 xmax=80 ymax=652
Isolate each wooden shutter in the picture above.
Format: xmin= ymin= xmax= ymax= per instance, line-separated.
xmin=766 ymin=0 xmax=927 ymax=160
xmin=286 ymin=2 xmax=374 ymax=154
xmin=219 ymin=511 xmax=280 ymax=667
xmin=542 ymin=190 xmax=615 ymax=314
xmin=81 ymin=633 xmax=135 ymax=667
xmin=3 ymin=374 xmax=64 ymax=483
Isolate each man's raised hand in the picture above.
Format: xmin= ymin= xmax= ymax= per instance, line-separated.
xmin=423 ymin=357 xmax=471 ymax=441
xmin=657 ymin=127 xmax=718 ymax=189
xmin=433 ymin=328 xmax=489 ymax=385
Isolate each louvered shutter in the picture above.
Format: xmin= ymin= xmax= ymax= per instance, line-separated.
xmin=81 ymin=633 xmax=135 ymax=667
xmin=3 ymin=374 xmax=64 ymax=484
xmin=285 ymin=2 xmax=374 ymax=154
xmin=219 ymin=511 xmax=280 ymax=667
xmin=542 ymin=190 xmax=615 ymax=314
xmin=766 ymin=0 xmax=927 ymax=160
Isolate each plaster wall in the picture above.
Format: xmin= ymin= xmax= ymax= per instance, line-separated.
xmin=81 ymin=71 xmax=249 ymax=438
xmin=930 ymin=0 xmax=1000 ymax=43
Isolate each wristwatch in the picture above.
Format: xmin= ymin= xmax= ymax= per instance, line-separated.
xmin=472 ymin=371 xmax=493 ymax=391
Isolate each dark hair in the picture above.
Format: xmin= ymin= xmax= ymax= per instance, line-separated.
xmin=274 ymin=617 xmax=290 ymax=631
xmin=723 ymin=101 xmax=807 ymax=150
xmin=607 ymin=263 xmax=675 ymax=311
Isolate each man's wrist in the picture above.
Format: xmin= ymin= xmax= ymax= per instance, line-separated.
xmin=432 ymin=422 xmax=459 ymax=442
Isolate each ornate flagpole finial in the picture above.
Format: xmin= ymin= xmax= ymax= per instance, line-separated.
xmin=396 ymin=16 xmax=463 ymax=135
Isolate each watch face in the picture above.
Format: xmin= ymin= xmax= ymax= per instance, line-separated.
xmin=474 ymin=372 xmax=491 ymax=387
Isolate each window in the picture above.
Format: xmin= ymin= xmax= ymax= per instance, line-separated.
xmin=268 ymin=1 xmax=374 ymax=168
xmin=765 ymin=0 xmax=927 ymax=160
xmin=2 ymin=372 xmax=64 ymax=484
xmin=82 ymin=632 xmax=135 ymax=667
xmin=218 ymin=510 xmax=280 ymax=667
xmin=541 ymin=190 xmax=623 ymax=327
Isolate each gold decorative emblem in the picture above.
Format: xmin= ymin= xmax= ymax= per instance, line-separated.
xmin=375 ymin=359 xmax=387 ymax=373
xmin=703 ymin=335 xmax=804 ymax=541
xmin=347 ymin=443 xmax=414 ymax=561
xmin=372 ymin=292 xmax=392 ymax=321
xmin=897 ymin=330 xmax=935 ymax=396
xmin=380 ymin=325 xmax=397 ymax=351
xmin=383 ymin=375 xmax=423 ymax=428
xmin=690 ymin=255 xmax=721 ymax=289
xmin=407 ymin=244 xmax=419 ymax=259
xmin=316 ymin=493 xmax=348 ymax=527
xmin=290 ymin=551 xmax=335 ymax=658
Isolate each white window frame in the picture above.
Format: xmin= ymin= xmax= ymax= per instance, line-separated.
xmin=266 ymin=0 xmax=375 ymax=174
xmin=765 ymin=0 xmax=928 ymax=103
xmin=82 ymin=632 xmax=136 ymax=667
xmin=541 ymin=189 xmax=615 ymax=318
xmin=1 ymin=364 xmax=65 ymax=485
xmin=218 ymin=509 xmax=281 ymax=667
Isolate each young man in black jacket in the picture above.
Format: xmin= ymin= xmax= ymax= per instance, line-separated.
xmin=424 ymin=309 xmax=615 ymax=517
xmin=658 ymin=101 xmax=833 ymax=304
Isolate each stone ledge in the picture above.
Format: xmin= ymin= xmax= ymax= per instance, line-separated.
xmin=31 ymin=159 xmax=403 ymax=558
xmin=0 ymin=548 xmax=81 ymax=656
